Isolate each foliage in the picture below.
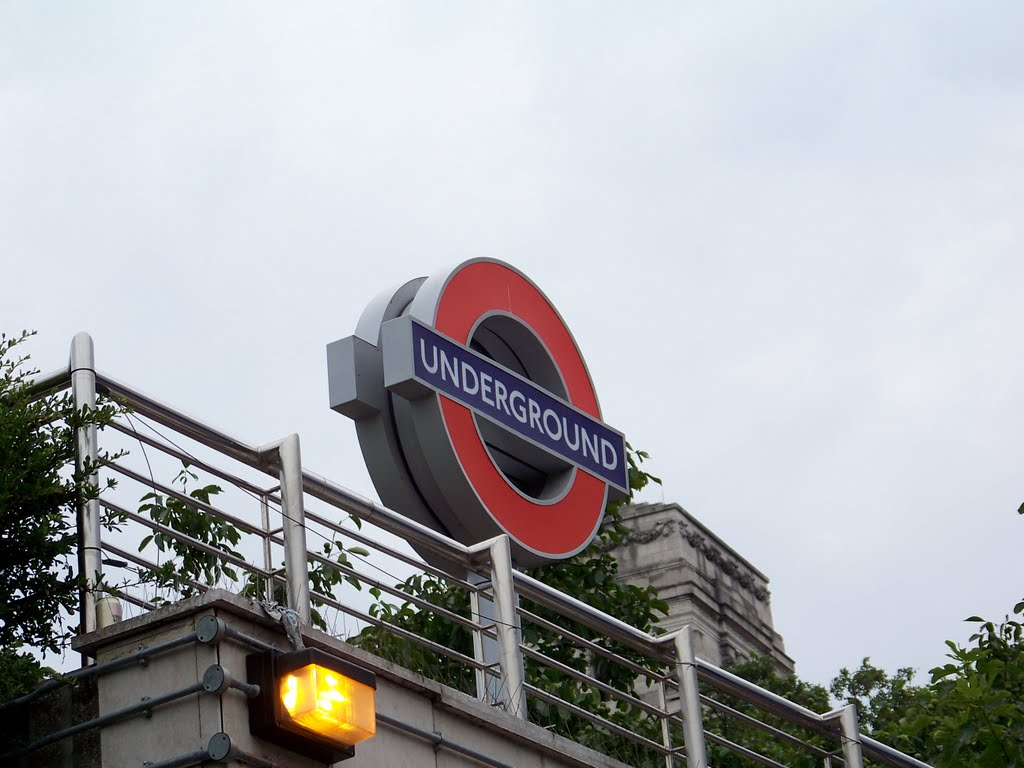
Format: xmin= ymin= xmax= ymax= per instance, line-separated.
xmin=707 ymin=654 xmax=832 ymax=768
xmin=5 ymin=327 xmax=1021 ymax=767
xmin=822 ymin=605 xmax=1024 ymax=768
xmin=351 ymin=446 xmax=670 ymax=764
xmin=888 ymin=604 xmax=1024 ymax=767
xmin=129 ymin=461 xmax=369 ymax=633
xmin=829 ymin=658 xmax=921 ymax=736
xmin=0 ymin=331 xmax=120 ymax=701
xmin=135 ymin=465 xmax=243 ymax=601
xmin=0 ymin=648 xmax=54 ymax=705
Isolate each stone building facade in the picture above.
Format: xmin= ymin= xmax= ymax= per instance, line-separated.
xmin=611 ymin=502 xmax=794 ymax=674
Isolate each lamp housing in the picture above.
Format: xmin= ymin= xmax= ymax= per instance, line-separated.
xmin=247 ymin=647 xmax=377 ymax=763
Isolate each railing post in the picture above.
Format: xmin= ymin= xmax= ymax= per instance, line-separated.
xmin=674 ymin=626 xmax=708 ymax=768
xmin=70 ymin=333 xmax=102 ymax=638
xmin=259 ymin=493 xmax=274 ymax=603
xmin=488 ymin=535 xmax=527 ymax=719
xmin=469 ymin=572 xmax=500 ymax=705
xmin=657 ymin=678 xmax=673 ymax=768
xmin=276 ymin=434 xmax=310 ymax=624
xmin=838 ymin=704 xmax=864 ymax=768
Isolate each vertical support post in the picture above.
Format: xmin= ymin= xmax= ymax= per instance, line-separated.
xmin=469 ymin=572 xmax=500 ymax=704
xmin=838 ymin=704 xmax=864 ymax=768
xmin=674 ymin=626 xmax=707 ymax=768
xmin=277 ymin=434 xmax=310 ymax=624
xmin=487 ymin=535 xmax=527 ymax=719
xmin=657 ymin=678 xmax=673 ymax=768
xmin=260 ymin=494 xmax=273 ymax=603
xmin=70 ymin=333 xmax=102 ymax=638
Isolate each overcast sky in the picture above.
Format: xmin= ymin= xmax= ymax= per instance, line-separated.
xmin=2 ymin=2 xmax=1021 ymax=688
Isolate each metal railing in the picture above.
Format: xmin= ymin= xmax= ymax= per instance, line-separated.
xmin=32 ymin=333 xmax=933 ymax=768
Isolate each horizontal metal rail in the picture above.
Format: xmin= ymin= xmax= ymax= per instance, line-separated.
xmin=108 ymin=463 xmax=270 ymax=539
xmin=0 ymin=628 xmax=201 ymax=713
xmin=377 ymin=712 xmax=516 ymax=768
xmin=26 ymin=366 xmax=72 ymax=398
xmin=1 ymin=680 xmax=206 ymax=760
xmin=862 ymin=736 xmax=932 ymax=768
xmin=299 ymin=467 xmax=475 ymax=568
xmin=518 ymin=605 xmax=667 ymax=682
xmin=703 ymin=728 xmax=790 ymax=768
xmin=108 ymin=419 xmax=273 ymax=498
xmin=523 ymin=682 xmax=670 ymax=756
xmin=519 ymin=644 xmax=669 ymax=721
xmin=700 ymin=693 xmax=836 ymax=760
xmin=303 ymin=508 xmax=479 ymax=591
xmin=306 ymin=586 xmax=493 ymax=676
xmin=515 ymin=571 xmax=669 ymax=660
xmin=26 ymin=363 xmax=933 ymax=768
xmin=99 ymin=542 xmax=217 ymax=602
xmin=97 ymin=372 xmax=478 ymax=569
xmin=299 ymin=547 xmax=482 ymax=635
xmin=101 ymin=500 xmax=272 ymax=583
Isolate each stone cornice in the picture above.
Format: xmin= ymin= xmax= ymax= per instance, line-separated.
xmin=609 ymin=517 xmax=771 ymax=603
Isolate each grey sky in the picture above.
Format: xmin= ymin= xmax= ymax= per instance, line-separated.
xmin=2 ymin=2 xmax=1021 ymax=687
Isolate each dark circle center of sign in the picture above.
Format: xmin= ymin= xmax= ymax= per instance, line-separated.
xmin=467 ymin=314 xmax=574 ymax=503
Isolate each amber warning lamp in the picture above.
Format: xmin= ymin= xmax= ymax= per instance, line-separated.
xmin=247 ymin=648 xmax=376 ymax=762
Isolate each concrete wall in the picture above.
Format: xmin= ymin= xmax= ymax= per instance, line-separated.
xmin=71 ymin=590 xmax=633 ymax=768
xmin=612 ymin=502 xmax=794 ymax=674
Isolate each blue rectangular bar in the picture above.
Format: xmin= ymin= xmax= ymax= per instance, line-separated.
xmin=410 ymin=322 xmax=628 ymax=493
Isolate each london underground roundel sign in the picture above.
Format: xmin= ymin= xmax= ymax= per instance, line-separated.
xmin=327 ymin=259 xmax=627 ymax=567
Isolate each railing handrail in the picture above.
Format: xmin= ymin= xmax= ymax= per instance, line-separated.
xmin=29 ymin=352 xmax=934 ymax=768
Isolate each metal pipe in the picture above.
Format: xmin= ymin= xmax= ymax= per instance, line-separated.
xmin=26 ymin=365 xmax=71 ymax=398
xmin=108 ymin=463 xmax=267 ymax=536
xmin=71 ymin=332 xmax=102 ymax=639
xmin=0 ymin=681 xmax=205 ymax=760
xmin=101 ymin=500 xmax=270 ymax=579
xmin=140 ymin=732 xmax=278 ymax=768
xmin=516 ymin=605 xmax=661 ymax=680
xmin=296 ymin=541 xmax=481 ymax=632
xmin=674 ymin=627 xmax=708 ymax=768
xmin=861 ymin=735 xmax=933 ymax=768
xmin=838 ymin=704 xmax=864 ymax=768
xmin=376 ymin=712 xmax=516 ymax=768
xmin=222 ymin=624 xmax=281 ymax=654
xmin=658 ymin=679 xmax=673 ymax=768
xmin=201 ymin=664 xmax=261 ymax=698
xmin=703 ymin=729 xmax=789 ymax=768
xmin=71 ymin=366 xmax=932 ymax=768
xmin=303 ymin=507 xmax=478 ymax=589
xmin=518 ymin=645 xmax=666 ymax=719
xmin=0 ymin=630 xmax=200 ymax=712
xmin=140 ymin=744 xmax=211 ymax=768
xmin=514 ymin=571 xmax=663 ymax=657
xmin=469 ymin=572 xmax=489 ymax=703
xmin=700 ymin=694 xmax=834 ymax=759
xmin=96 ymin=373 xmax=260 ymax=467
xmin=301 ymin=467 xmax=475 ymax=565
xmin=106 ymin=420 xmax=269 ymax=496
xmin=308 ymin=584 xmax=489 ymax=670
xmin=694 ymin=659 xmax=830 ymax=733
xmin=260 ymin=494 xmax=273 ymax=603
xmin=487 ymin=535 xmax=527 ymax=719
xmin=272 ymin=434 xmax=310 ymax=623
xmin=98 ymin=370 xmax=473 ymax=566
xmin=523 ymin=683 xmax=668 ymax=753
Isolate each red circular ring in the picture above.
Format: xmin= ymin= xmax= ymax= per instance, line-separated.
xmin=432 ymin=261 xmax=607 ymax=558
